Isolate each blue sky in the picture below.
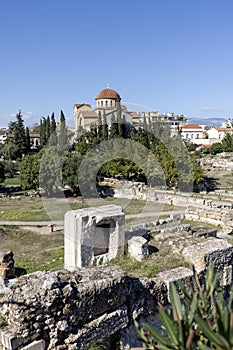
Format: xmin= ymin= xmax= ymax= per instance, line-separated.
xmin=1 ymin=0 xmax=233 ymax=127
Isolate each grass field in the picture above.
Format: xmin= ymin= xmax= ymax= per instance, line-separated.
xmin=0 ymin=226 xmax=64 ymax=273
xmin=205 ymin=170 xmax=233 ymax=191
xmin=0 ymin=195 xmax=182 ymax=222
xmin=3 ymin=177 xmax=21 ymax=186
xmin=0 ymin=196 xmax=87 ymax=221
xmin=107 ymin=251 xmax=191 ymax=278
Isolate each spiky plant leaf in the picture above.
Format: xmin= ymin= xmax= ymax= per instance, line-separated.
xmin=195 ymin=315 xmax=231 ymax=349
xmin=169 ymin=283 xmax=183 ymax=321
xmin=158 ymin=307 xmax=179 ymax=346
xmin=143 ymin=322 xmax=174 ymax=348
xmin=189 ymin=292 xmax=198 ymax=327
xmin=197 ymin=341 xmax=213 ymax=350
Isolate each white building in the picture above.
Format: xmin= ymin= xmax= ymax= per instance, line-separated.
xmin=180 ymin=124 xmax=204 ymax=143
xmin=207 ymin=127 xmax=233 ymax=141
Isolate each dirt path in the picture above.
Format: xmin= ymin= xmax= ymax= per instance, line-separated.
xmin=0 ymin=209 xmax=184 ymax=235
xmin=0 ymin=221 xmax=64 ymax=235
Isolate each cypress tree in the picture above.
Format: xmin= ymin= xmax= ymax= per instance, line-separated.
xmin=117 ymin=109 xmax=123 ymax=137
xmin=102 ymin=110 xmax=108 ymax=141
xmin=40 ymin=117 xmax=46 ymax=148
xmin=46 ymin=116 xmax=51 ymax=143
xmin=59 ymin=110 xmax=68 ymax=148
xmin=109 ymin=114 xmax=118 ymax=139
xmin=143 ymin=115 xmax=147 ymax=132
xmin=25 ymin=127 xmax=31 ymax=153
xmin=49 ymin=112 xmax=57 ymax=146
xmin=129 ymin=124 xmax=137 ymax=140
xmin=98 ymin=111 xmax=103 ymax=139
xmin=122 ymin=115 xmax=127 ymax=138
xmin=14 ymin=110 xmax=27 ymax=158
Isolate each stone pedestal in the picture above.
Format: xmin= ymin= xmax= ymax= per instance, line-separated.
xmin=64 ymin=205 xmax=125 ymax=269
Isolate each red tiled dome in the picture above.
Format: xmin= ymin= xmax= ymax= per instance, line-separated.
xmin=96 ymin=88 xmax=121 ymax=100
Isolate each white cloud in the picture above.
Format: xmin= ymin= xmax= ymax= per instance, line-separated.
xmin=202 ymin=107 xmax=222 ymax=112
xmin=0 ymin=112 xmax=40 ymax=128
xmin=23 ymin=112 xmax=36 ymax=119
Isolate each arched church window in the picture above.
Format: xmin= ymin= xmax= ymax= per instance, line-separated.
xmin=110 ymin=100 xmax=113 ymax=107
xmin=105 ymin=101 xmax=108 ymax=107
xmin=101 ymin=101 xmax=103 ymax=107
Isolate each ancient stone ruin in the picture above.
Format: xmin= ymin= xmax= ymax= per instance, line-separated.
xmin=64 ymin=205 xmax=125 ymax=268
xmin=0 ymin=205 xmax=233 ymax=349
xmin=127 ymin=236 xmax=149 ymax=261
xmin=0 ymin=236 xmax=233 ymax=349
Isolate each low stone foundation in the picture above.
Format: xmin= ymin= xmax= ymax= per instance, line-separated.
xmin=0 ymin=235 xmax=232 ymax=349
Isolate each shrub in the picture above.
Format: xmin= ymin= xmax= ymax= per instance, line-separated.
xmin=136 ymin=265 xmax=233 ymax=349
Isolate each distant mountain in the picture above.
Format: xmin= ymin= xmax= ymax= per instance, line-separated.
xmin=188 ymin=117 xmax=227 ymax=128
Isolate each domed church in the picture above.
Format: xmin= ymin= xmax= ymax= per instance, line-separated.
xmin=74 ymin=87 xmax=188 ymax=135
xmin=74 ymin=86 xmax=136 ymax=133
xmin=95 ymin=87 xmax=121 ymax=112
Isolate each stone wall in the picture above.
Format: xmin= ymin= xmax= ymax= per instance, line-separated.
xmin=185 ymin=205 xmax=233 ymax=229
xmin=113 ymin=183 xmax=233 ymax=210
xmin=0 ymin=237 xmax=233 ymax=350
xmin=104 ymin=179 xmax=233 ymax=229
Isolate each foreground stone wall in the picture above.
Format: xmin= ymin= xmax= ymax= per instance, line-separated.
xmin=0 ymin=266 xmax=167 ymax=350
xmin=0 ymin=237 xmax=233 ymax=350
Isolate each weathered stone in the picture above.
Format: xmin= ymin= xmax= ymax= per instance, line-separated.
xmin=217 ymin=230 xmax=233 ymax=239
xmin=64 ymin=305 xmax=128 ymax=349
xmin=191 ymin=226 xmax=217 ymax=238
xmin=128 ymin=236 xmax=149 ymax=262
xmin=221 ymin=265 xmax=233 ymax=287
xmin=157 ymin=267 xmax=194 ymax=301
xmin=182 ymin=238 xmax=233 ymax=274
xmin=0 ymin=266 xmax=130 ymax=349
xmin=129 ymin=277 xmax=167 ymax=319
xmin=21 ymin=340 xmax=45 ymax=350
xmin=0 ymin=330 xmax=29 ymax=350
xmin=57 ymin=266 xmax=130 ymax=325
xmin=64 ymin=205 xmax=125 ymax=268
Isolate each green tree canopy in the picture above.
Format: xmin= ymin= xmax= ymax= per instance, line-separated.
xmin=39 ymin=146 xmax=64 ymax=196
xmin=20 ymin=154 xmax=40 ymax=190
xmin=5 ymin=110 xmax=27 ymax=159
xmin=222 ymin=133 xmax=233 ymax=152
xmin=62 ymin=154 xmax=82 ymax=193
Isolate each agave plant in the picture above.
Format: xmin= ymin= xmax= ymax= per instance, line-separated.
xmin=135 ymin=265 xmax=233 ymax=350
